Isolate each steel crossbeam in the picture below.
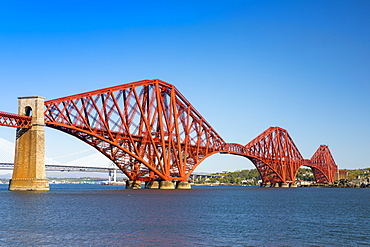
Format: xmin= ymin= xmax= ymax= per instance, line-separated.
xmin=0 ymin=111 xmax=32 ymax=129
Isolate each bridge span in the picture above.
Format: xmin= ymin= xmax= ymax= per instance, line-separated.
xmin=0 ymin=79 xmax=337 ymax=190
xmin=0 ymin=163 xmax=121 ymax=183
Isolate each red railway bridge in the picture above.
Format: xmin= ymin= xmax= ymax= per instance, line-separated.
xmin=0 ymin=79 xmax=337 ymax=189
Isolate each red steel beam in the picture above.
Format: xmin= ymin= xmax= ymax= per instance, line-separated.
xmin=230 ymin=127 xmax=304 ymax=183
xmin=308 ymin=145 xmax=338 ymax=183
xmin=0 ymin=111 xmax=32 ymax=129
xmin=38 ymin=79 xmax=338 ymax=184
xmin=226 ymin=129 xmax=337 ymax=184
xmin=44 ymin=79 xmax=225 ymax=181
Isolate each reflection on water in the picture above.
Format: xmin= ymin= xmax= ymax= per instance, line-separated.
xmin=0 ymin=184 xmax=369 ymax=246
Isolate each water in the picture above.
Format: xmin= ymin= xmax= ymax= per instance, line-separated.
xmin=0 ymin=184 xmax=369 ymax=247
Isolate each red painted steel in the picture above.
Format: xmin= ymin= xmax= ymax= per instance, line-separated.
xmin=42 ymin=80 xmax=338 ymax=183
xmin=244 ymin=127 xmax=304 ymax=183
xmin=307 ymin=145 xmax=337 ymax=183
xmin=44 ymin=79 xmax=225 ymax=181
xmin=226 ymin=128 xmax=338 ymax=183
xmin=0 ymin=111 xmax=32 ymax=129
xmin=226 ymin=127 xmax=304 ymax=183
xmin=0 ymin=79 xmax=338 ymax=183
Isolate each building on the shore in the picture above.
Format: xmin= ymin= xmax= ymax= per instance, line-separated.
xmin=335 ymin=170 xmax=348 ymax=180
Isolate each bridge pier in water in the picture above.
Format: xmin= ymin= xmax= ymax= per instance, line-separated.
xmin=176 ymin=181 xmax=191 ymax=189
xmin=159 ymin=181 xmax=175 ymax=189
xmin=280 ymin=183 xmax=289 ymax=188
xmin=108 ymin=169 xmax=117 ymax=183
xmin=125 ymin=180 xmax=142 ymax=189
xmin=128 ymin=180 xmax=192 ymax=189
xmin=260 ymin=182 xmax=297 ymax=188
xmin=9 ymin=96 xmax=49 ymax=191
xmin=145 ymin=181 xmax=160 ymax=189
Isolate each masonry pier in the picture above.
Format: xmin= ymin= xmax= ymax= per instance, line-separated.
xmin=127 ymin=180 xmax=191 ymax=189
xmin=280 ymin=183 xmax=289 ymax=188
xmin=261 ymin=182 xmax=298 ymax=188
xmin=145 ymin=181 xmax=160 ymax=189
xmin=159 ymin=181 xmax=175 ymax=189
xmin=176 ymin=181 xmax=191 ymax=189
xmin=9 ymin=96 xmax=49 ymax=191
xmin=126 ymin=180 xmax=142 ymax=189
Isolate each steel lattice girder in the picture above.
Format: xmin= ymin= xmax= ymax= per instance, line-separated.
xmin=226 ymin=128 xmax=338 ymax=184
xmin=0 ymin=111 xmax=32 ymax=129
xmin=225 ymin=127 xmax=304 ymax=183
xmin=308 ymin=145 xmax=338 ymax=183
xmin=44 ymin=79 xmax=226 ymax=181
xmin=42 ymin=79 xmax=338 ymax=183
xmin=243 ymin=127 xmax=304 ymax=183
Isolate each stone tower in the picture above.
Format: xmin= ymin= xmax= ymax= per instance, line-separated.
xmin=9 ymin=96 xmax=49 ymax=191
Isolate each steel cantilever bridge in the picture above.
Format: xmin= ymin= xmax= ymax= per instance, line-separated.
xmin=0 ymin=79 xmax=337 ymax=184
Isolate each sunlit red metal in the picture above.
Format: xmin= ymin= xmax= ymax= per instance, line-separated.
xmin=0 ymin=79 xmax=338 ymax=184
xmin=306 ymin=145 xmax=337 ymax=183
xmin=226 ymin=128 xmax=338 ymax=184
xmin=226 ymin=127 xmax=304 ymax=183
xmin=43 ymin=80 xmax=338 ymax=183
xmin=0 ymin=111 xmax=32 ymax=129
xmin=246 ymin=127 xmax=305 ymax=183
xmin=44 ymin=79 xmax=225 ymax=181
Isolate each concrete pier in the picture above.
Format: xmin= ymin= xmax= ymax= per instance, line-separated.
xmin=145 ymin=181 xmax=160 ymax=189
xmin=273 ymin=183 xmax=280 ymax=187
xmin=290 ymin=183 xmax=298 ymax=187
xmin=280 ymin=183 xmax=289 ymax=188
xmin=9 ymin=96 xmax=49 ymax=191
xmin=260 ymin=182 xmax=271 ymax=187
xmin=176 ymin=181 xmax=191 ymax=189
xmin=159 ymin=181 xmax=175 ymax=189
xmin=126 ymin=180 xmax=142 ymax=189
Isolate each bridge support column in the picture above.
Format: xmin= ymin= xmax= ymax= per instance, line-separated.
xmin=108 ymin=169 xmax=117 ymax=183
xmin=176 ymin=181 xmax=191 ymax=189
xmin=280 ymin=183 xmax=289 ymax=188
xmin=126 ymin=180 xmax=142 ymax=189
xmin=260 ymin=182 xmax=271 ymax=187
xmin=159 ymin=181 xmax=175 ymax=189
xmin=145 ymin=181 xmax=160 ymax=189
xmin=9 ymin=96 xmax=49 ymax=191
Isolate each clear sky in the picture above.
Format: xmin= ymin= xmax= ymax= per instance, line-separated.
xmin=0 ymin=0 xmax=369 ymax=173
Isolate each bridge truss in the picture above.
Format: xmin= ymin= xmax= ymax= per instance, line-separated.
xmin=0 ymin=111 xmax=31 ymax=129
xmin=44 ymin=79 xmax=225 ymax=181
xmin=226 ymin=127 xmax=337 ymax=183
xmin=1 ymin=79 xmax=338 ymax=184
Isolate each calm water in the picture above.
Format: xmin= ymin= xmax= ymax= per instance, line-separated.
xmin=0 ymin=184 xmax=368 ymax=247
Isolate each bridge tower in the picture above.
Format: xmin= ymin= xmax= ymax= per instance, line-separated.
xmin=9 ymin=96 xmax=49 ymax=191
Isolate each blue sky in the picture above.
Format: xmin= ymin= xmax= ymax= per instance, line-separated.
xmin=0 ymin=0 xmax=369 ymax=172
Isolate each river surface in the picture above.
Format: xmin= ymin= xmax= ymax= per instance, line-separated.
xmin=0 ymin=184 xmax=369 ymax=246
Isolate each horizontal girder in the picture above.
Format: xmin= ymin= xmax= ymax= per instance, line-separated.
xmin=0 ymin=111 xmax=31 ymax=129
